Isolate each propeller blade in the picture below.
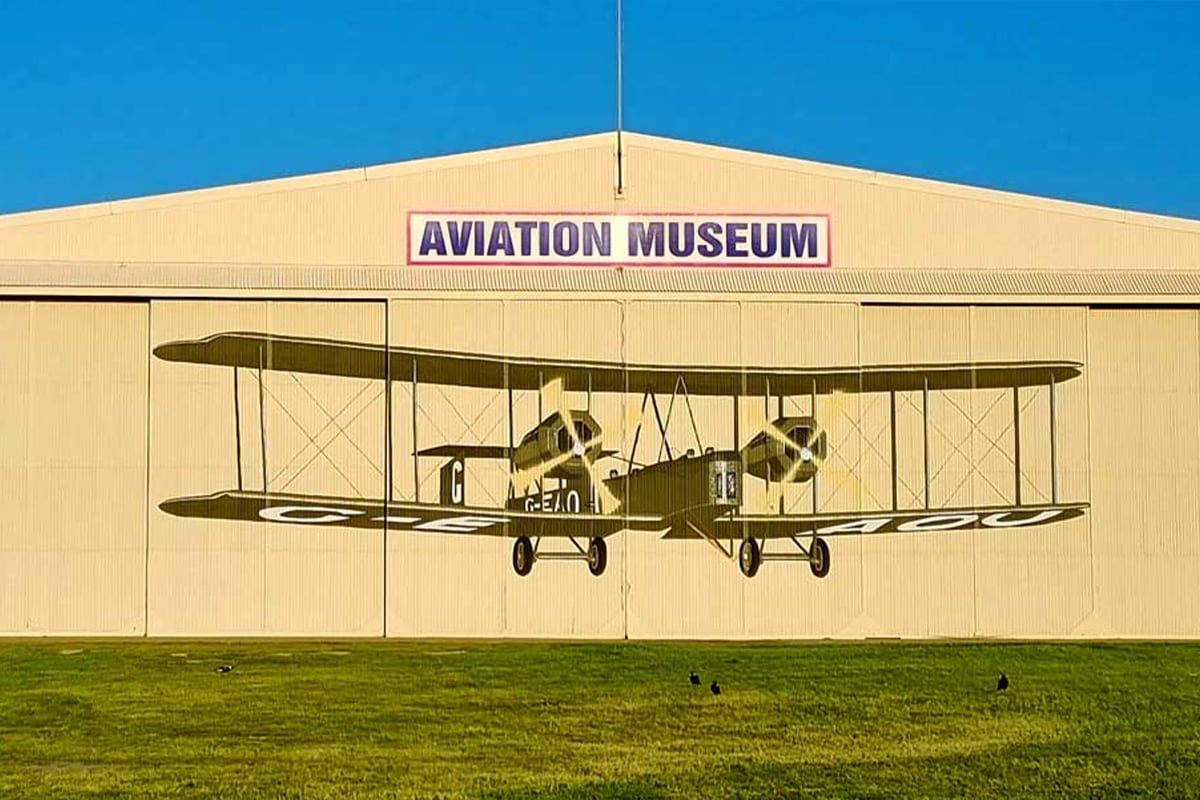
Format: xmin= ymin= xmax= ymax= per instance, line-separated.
xmin=766 ymin=454 xmax=809 ymax=508
xmin=510 ymin=448 xmax=574 ymax=496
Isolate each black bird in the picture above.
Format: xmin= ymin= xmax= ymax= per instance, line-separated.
xmin=214 ymin=664 xmax=235 ymax=674
xmin=689 ymin=670 xmax=701 ymax=686
xmin=710 ymin=681 xmax=721 ymax=696
xmin=997 ymin=673 xmax=1009 ymax=692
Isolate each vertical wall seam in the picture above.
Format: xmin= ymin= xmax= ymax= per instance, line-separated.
xmin=23 ymin=304 xmax=32 ymax=631
xmin=1083 ymin=307 xmax=1098 ymax=625
xmin=500 ymin=298 xmax=509 ymax=636
xmin=261 ymin=301 xmax=270 ymax=633
xmin=969 ymin=305 xmax=979 ymax=638
xmin=143 ymin=300 xmax=152 ymax=636
xmin=382 ymin=297 xmax=390 ymax=638
xmin=619 ymin=298 xmax=628 ymax=639
xmin=729 ymin=297 xmax=739 ymax=642
xmin=856 ymin=301 xmax=867 ymax=628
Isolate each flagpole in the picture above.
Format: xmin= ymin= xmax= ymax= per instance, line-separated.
xmin=616 ymin=0 xmax=625 ymax=195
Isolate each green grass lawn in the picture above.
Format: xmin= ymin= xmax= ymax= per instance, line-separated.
xmin=1 ymin=640 xmax=1199 ymax=799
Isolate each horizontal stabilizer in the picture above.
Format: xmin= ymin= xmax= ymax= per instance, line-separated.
xmin=417 ymin=444 xmax=619 ymax=461
xmin=418 ymin=444 xmax=510 ymax=460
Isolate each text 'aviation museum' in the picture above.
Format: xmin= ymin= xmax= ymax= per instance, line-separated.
xmin=2 ymin=132 xmax=1200 ymax=639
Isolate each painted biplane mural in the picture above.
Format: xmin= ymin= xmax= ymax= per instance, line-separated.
xmin=154 ymin=332 xmax=1087 ymax=580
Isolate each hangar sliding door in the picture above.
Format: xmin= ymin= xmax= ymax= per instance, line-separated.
xmin=1087 ymin=309 xmax=1200 ymax=637
xmin=147 ymin=300 xmax=386 ymax=636
xmin=624 ymin=300 xmax=863 ymax=639
xmin=0 ymin=301 xmax=148 ymax=635
xmin=385 ymin=298 xmax=626 ymax=638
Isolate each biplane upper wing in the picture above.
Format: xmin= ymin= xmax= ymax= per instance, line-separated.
xmin=153 ymin=332 xmax=1083 ymax=395
xmin=159 ymin=490 xmax=669 ymax=539
xmin=671 ymin=502 xmax=1090 ymax=540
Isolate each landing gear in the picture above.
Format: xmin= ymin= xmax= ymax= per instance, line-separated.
xmin=809 ymin=537 xmax=830 ymax=578
xmin=587 ymin=537 xmax=608 ymax=576
xmin=738 ymin=538 xmax=761 ymax=578
xmin=735 ymin=535 xmax=830 ymax=578
xmin=511 ymin=536 xmax=608 ymax=577
xmin=512 ymin=536 xmax=534 ymax=577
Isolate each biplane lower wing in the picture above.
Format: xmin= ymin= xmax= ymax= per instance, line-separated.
xmin=670 ymin=502 xmax=1089 ymax=540
xmin=159 ymin=490 xmax=668 ymax=539
xmin=162 ymin=491 xmax=1086 ymax=541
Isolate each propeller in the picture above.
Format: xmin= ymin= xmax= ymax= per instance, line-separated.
xmin=546 ymin=378 xmax=622 ymax=513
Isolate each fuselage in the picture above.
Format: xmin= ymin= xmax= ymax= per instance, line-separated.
xmin=509 ymin=448 xmax=742 ymax=518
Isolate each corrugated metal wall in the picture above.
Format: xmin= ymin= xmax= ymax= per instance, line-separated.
xmin=2 ymin=298 xmax=1199 ymax=638
xmin=0 ymin=301 xmax=148 ymax=635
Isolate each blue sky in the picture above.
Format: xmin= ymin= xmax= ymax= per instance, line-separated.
xmin=1 ymin=1 xmax=1197 ymax=218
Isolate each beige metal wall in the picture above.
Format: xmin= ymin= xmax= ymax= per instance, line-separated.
xmin=0 ymin=301 xmax=148 ymax=635
xmin=4 ymin=297 xmax=1200 ymax=638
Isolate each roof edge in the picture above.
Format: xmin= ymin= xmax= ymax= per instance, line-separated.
xmin=0 ymin=131 xmax=617 ymax=228
xmin=622 ymin=131 xmax=1200 ymax=234
xmin=2 ymin=129 xmax=1198 ymax=236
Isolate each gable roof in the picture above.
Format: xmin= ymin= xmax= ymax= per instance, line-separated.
xmin=0 ymin=131 xmax=1198 ymax=298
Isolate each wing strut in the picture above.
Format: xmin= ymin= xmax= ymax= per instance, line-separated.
xmin=506 ymin=365 xmax=515 ymax=501
xmin=651 ymin=393 xmax=672 ymax=460
xmin=763 ymin=378 xmax=772 ymax=509
xmin=385 ymin=327 xmax=393 ymax=505
xmin=411 ymin=360 xmax=419 ymax=502
xmin=233 ymin=366 xmax=243 ymax=491
xmin=1013 ymin=385 xmax=1022 ymax=505
xmin=921 ymin=375 xmax=930 ymax=509
xmin=258 ymin=344 xmax=268 ymax=492
xmin=810 ymin=378 xmax=818 ymax=514
xmin=630 ymin=392 xmax=649 ymax=465
xmin=779 ymin=389 xmax=786 ymax=515
xmin=889 ymin=389 xmax=898 ymax=511
xmin=687 ymin=519 xmax=734 ymax=560
xmin=1049 ymin=373 xmax=1058 ymax=503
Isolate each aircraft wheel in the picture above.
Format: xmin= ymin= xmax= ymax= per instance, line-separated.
xmin=512 ymin=537 xmax=534 ymax=577
xmin=738 ymin=538 xmax=761 ymax=578
xmin=809 ymin=537 xmax=830 ymax=578
xmin=587 ymin=537 xmax=608 ymax=576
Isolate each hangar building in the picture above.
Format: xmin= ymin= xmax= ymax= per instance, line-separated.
xmin=2 ymin=132 xmax=1200 ymax=639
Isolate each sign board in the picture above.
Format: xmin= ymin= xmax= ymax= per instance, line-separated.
xmin=407 ymin=212 xmax=831 ymax=267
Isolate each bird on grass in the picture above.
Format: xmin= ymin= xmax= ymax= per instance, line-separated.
xmin=997 ymin=673 xmax=1009 ymax=692
xmin=710 ymin=681 xmax=721 ymax=696
xmin=214 ymin=664 xmax=235 ymax=674
xmin=689 ymin=670 xmax=701 ymax=686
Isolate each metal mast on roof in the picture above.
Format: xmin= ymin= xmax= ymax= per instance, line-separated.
xmin=616 ymin=0 xmax=625 ymax=195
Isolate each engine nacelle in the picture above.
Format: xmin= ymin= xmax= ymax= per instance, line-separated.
xmin=741 ymin=416 xmax=826 ymax=482
xmin=511 ymin=410 xmax=604 ymax=481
